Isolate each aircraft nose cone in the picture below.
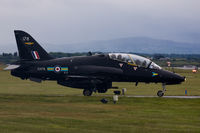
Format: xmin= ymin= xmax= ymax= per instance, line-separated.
xmin=184 ymin=76 xmax=186 ymax=81
xmin=177 ymin=75 xmax=185 ymax=82
xmin=171 ymin=73 xmax=185 ymax=84
xmin=161 ymin=70 xmax=185 ymax=84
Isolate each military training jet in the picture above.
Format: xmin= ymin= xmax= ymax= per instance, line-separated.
xmin=5 ymin=30 xmax=186 ymax=97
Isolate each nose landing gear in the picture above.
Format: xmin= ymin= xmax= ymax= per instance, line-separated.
xmin=157 ymin=83 xmax=166 ymax=97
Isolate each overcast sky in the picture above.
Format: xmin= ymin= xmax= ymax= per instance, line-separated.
xmin=0 ymin=0 xmax=200 ymax=52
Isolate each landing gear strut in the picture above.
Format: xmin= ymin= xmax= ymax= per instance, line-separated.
xmin=157 ymin=83 xmax=166 ymax=97
xmin=83 ymin=89 xmax=93 ymax=96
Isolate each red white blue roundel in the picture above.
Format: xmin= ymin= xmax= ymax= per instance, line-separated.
xmin=54 ymin=66 xmax=61 ymax=72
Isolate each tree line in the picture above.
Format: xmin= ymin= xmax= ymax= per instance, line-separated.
xmin=1 ymin=52 xmax=200 ymax=67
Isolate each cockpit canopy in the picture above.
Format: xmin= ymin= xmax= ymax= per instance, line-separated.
xmin=108 ymin=53 xmax=161 ymax=69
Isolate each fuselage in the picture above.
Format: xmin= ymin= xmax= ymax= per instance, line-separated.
xmin=11 ymin=53 xmax=185 ymax=87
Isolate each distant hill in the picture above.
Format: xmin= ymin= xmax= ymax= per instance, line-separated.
xmin=54 ymin=37 xmax=200 ymax=54
xmin=1 ymin=37 xmax=200 ymax=54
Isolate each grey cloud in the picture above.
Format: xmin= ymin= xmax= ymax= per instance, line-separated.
xmin=0 ymin=0 xmax=200 ymax=52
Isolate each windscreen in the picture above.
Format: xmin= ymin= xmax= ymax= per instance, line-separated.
xmin=109 ymin=53 xmax=161 ymax=69
xmin=149 ymin=62 xmax=162 ymax=69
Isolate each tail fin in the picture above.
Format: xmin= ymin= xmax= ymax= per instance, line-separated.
xmin=14 ymin=30 xmax=53 ymax=61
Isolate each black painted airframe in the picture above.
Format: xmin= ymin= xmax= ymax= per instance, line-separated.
xmin=5 ymin=30 xmax=185 ymax=97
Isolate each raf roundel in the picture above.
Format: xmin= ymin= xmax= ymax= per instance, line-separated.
xmin=54 ymin=66 xmax=61 ymax=72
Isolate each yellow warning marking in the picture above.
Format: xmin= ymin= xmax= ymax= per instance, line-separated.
xmin=153 ymin=73 xmax=158 ymax=76
xmin=128 ymin=62 xmax=137 ymax=67
xmin=47 ymin=67 xmax=54 ymax=71
xmin=25 ymin=42 xmax=34 ymax=45
xmin=128 ymin=54 xmax=137 ymax=66
xmin=61 ymin=68 xmax=68 ymax=70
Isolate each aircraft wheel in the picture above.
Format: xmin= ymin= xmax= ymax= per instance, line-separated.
xmin=97 ymin=88 xmax=108 ymax=93
xmin=83 ymin=89 xmax=93 ymax=96
xmin=157 ymin=90 xmax=164 ymax=97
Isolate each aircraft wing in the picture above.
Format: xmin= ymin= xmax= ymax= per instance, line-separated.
xmin=73 ymin=65 xmax=123 ymax=75
xmin=67 ymin=75 xmax=91 ymax=78
xmin=64 ymin=66 xmax=123 ymax=83
xmin=4 ymin=65 xmax=20 ymax=70
xmin=66 ymin=75 xmax=105 ymax=81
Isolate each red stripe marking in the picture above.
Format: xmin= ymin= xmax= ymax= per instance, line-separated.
xmin=34 ymin=51 xmax=40 ymax=59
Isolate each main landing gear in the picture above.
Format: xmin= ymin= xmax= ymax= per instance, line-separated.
xmin=83 ymin=88 xmax=108 ymax=96
xmin=157 ymin=83 xmax=166 ymax=97
xmin=83 ymin=89 xmax=93 ymax=96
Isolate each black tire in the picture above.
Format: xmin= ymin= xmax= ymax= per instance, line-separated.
xmin=157 ymin=90 xmax=164 ymax=97
xmin=97 ymin=88 xmax=108 ymax=93
xmin=114 ymin=90 xmax=121 ymax=95
xmin=83 ymin=89 xmax=93 ymax=96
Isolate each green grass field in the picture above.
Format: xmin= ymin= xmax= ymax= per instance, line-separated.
xmin=0 ymin=65 xmax=200 ymax=132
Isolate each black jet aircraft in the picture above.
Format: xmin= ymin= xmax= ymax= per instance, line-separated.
xmin=5 ymin=30 xmax=185 ymax=97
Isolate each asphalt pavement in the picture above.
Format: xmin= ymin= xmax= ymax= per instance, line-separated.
xmin=126 ymin=95 xmax=200 ymax=98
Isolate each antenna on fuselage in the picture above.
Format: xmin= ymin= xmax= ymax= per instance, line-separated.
xmin=87 ymin=51 xmax=92 ymax=56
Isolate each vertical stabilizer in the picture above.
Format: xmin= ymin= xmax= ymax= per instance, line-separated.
xmin=14 ymin=30 xmax=53 ymax=61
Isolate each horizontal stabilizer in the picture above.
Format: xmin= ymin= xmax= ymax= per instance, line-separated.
xmin=4 ymin=65 xmax=20 ymax=70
